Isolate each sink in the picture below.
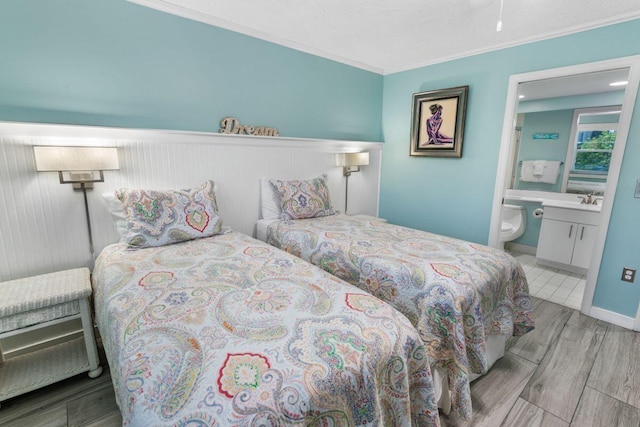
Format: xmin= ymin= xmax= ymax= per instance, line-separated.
xmin=541 ymin=199 xmax=602 ymax=212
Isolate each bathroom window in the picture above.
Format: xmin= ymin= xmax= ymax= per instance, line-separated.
xmin=563 ymin=107 xmax=620 ymax=195
xmin=573 ymin=126 xmax=617 ymax=173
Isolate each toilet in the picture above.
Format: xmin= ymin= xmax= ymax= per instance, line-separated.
xmin=500 ymin=204 xmax=526 ymax=249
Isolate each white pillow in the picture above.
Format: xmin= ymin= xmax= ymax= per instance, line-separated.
xmin=102 ymin=191 xmax=127 ymax=242
xmin=260 ymin=178 xmax=281 ymax=220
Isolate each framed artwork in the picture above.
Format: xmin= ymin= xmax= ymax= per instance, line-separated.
xmin=410 ymin=85 xmax=468 ymax=158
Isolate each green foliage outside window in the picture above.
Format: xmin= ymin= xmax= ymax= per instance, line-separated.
xmin=575 ymin=131 xmax=616 ymax=171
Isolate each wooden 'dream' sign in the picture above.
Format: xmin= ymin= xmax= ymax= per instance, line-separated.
xmin=219 ymin=117 xmax=279 ymax=137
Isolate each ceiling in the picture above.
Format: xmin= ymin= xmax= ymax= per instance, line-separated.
xmin=129 ymin=0 xmax=640 ymax=75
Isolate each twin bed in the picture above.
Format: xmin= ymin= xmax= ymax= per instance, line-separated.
xmin=257 ymin=175 xmax=535 ymax=420
xmin=258 ymin=214 xmax=534 ymax=419
xmin=94 ymin=181 xmax=440 ymax=426
xmin=93 ymin=232 xmax=439 ymax=426
xmin=93 ymin=176 xmax=534 ymax=425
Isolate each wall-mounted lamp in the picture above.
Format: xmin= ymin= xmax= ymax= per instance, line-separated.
xmin=33 ymin=146 xmax=119 ymax=258
xmin=335 ymin=152 xmax=369 ymax=214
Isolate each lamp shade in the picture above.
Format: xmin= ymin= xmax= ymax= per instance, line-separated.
xmin=34 ymin=146 xmax=119 ymax=171
xmin=335 ymin=152 xmax=370 ymax=167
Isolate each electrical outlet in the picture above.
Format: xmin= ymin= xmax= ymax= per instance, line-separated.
xmin=622 ymin=268 xmax=636 ymax=283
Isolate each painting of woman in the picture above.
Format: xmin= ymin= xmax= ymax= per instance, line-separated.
xmin=410 ymin=85 xmax=467 ymax=157
xmin=426 ymin=103 xmax=454 ymax=145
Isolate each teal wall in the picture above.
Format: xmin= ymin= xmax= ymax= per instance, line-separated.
xmin=0 ymin=0 xmax=383 ymax=141
xmin=380 ymin=19 xmax=640 ymax=317
xmin=516 ymin=109 xmax=573 ymax=192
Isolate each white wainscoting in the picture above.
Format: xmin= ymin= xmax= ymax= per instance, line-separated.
xmin=0 ymin=122 xmax=382 ymax=282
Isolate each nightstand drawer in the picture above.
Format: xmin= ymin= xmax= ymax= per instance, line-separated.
xmin=0 ymin=301 xmax=80 ymax=334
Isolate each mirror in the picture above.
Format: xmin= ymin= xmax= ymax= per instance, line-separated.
xmin=490 ymin=56 xmax=640 ymax=315
xmin=508 ymin=68 xmax=629 ymax=195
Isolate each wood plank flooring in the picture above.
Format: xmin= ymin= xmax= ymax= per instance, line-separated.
xmin=2 ymin=298 xmax=640 ymax=426
xmin=440 ymin=298 xmax=640 ymax=426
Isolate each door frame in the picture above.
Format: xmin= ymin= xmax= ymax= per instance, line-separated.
xmin=488 ymin=55 xmax=640 ymax=322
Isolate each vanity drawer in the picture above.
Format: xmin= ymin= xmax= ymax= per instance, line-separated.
xmin=542 ymin=206 xmax=600 ymax=226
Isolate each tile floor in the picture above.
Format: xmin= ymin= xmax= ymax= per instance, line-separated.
xmin=510 ymin=251 xmax=585 ymax=310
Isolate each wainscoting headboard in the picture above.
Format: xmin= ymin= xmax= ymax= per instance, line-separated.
xmin=0 ymin=122 xmax=382 ymax=282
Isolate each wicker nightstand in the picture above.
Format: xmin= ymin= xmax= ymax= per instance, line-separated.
xmin=0 ymin=268 xmax=102 ymax=405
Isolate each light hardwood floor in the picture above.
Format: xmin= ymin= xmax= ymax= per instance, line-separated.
xmin=1 ymin=298 xmax=640 ymax=426
xmin=440 ymin=298 xmax=640 ymax=427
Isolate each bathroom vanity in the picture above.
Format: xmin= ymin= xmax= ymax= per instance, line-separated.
xmin=536 ymin=200 xmax=601 ymax=273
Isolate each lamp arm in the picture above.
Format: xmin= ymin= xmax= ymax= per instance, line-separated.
xmin=81 ymin=183 xmax=95 ymax=259
xmin=344 ymin=174 xmax=350 ymax=215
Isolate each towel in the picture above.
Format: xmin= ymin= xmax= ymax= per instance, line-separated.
xmin=520 ymin=160 xmax=562 ymax=184
xmin=539 ymin=160 xmax=561 ymax=184
xmin=520 ymin=161 xmax=539 ymax=182
xmin=533 ymin=160 xmax=546 ymax=176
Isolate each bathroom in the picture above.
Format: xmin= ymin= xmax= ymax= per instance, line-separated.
xmin=495 ymin=63 xmax=634 ymax=311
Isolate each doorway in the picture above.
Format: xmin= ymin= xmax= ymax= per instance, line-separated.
xmin=488 ymin=55 xmax=640 ymax=316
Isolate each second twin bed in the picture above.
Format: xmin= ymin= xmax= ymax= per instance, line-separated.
xmin=257 ymin=175 xmax=535 ymax=420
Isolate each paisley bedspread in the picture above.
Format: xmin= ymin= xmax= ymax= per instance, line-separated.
xmin=92 ymin=231 xmax=440 ymax=426
xmin=266 ymin=214 xmax=535 ymax=420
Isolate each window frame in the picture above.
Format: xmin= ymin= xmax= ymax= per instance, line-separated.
xmin=573 ymin=124 xmax=617 ymax=172
xmin=561 ymin=106 xmax=621 ymax=193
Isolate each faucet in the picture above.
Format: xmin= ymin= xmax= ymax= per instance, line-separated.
xmin=580 ymin=192 xmax=599 ymax=205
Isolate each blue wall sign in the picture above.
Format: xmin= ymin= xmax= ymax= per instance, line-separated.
xmin=532 ymin=132 xmax=559 ymax=140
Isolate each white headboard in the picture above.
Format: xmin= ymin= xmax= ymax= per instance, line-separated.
xmin=0 ymin=122 xmax=382 ymax=281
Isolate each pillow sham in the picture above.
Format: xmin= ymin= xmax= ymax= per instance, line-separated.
xmin=116 ymin=180 xmax=223 ymax=248
xmin=269 ymin=174 xmax=335 ymax=220
xmin=260 ymin=178 xmax=282 ymax=220
xmin=102 ymin=191 xmax=128 ymax=243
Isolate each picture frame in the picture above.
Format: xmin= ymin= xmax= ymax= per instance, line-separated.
xmin=410 ymin=85 xmax=468 ymax=158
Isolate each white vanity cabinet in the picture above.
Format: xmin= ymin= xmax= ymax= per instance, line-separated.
xmin=536 ymin=205 xmax=600 ymax=272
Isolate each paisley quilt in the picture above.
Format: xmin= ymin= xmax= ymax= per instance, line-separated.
xmin=266 ymin=214 xmax=535 ymax=420
xmin=92 ymin=231 xmax=440 ymax=426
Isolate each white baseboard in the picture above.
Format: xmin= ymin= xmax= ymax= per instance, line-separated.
xmin=506 ymin=242 xmax=537 ymax=255
xmin=587 ymin=306 xmax=635 ymax=330
xmin=537 ymin=258 xmax=587 ymax=275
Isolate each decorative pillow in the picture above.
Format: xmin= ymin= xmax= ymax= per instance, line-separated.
xmin=269 ymin=175 xmax=335 ymax=220
xmin=116 ymin=180 xmax=223 ymax=248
